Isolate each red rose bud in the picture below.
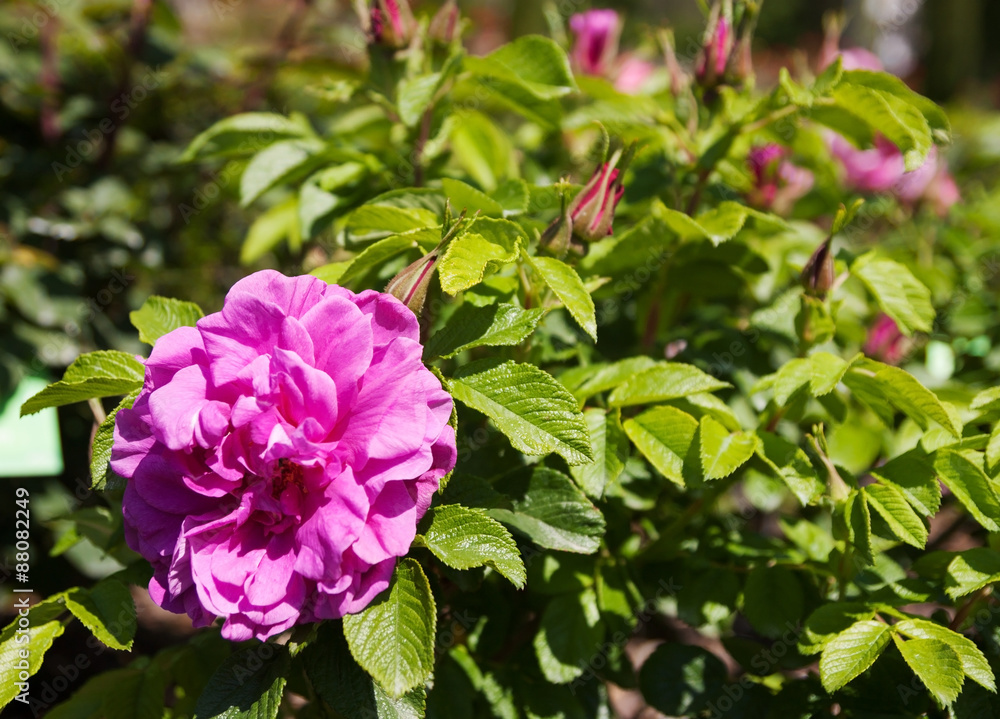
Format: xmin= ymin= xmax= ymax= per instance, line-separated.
xmin=567 ymin=145 xmax=633 ymax=242
xmin=801 ymin=238 xmax=835 ymax=299
xmin=429 ymin=0 xmax=460 ymax=44
xmin=367 ymin=0 xmax=415 ymax=47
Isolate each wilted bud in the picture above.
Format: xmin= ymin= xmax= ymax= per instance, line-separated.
xmin=365 ymin=0 xmax=415 ymax=48
xmin=385 ymin=248 xmax=440 ymax=316
xmin=801 ymin=238 xmax=835 ymax=299
xmin=429 ymin=0 xmax=460 ymax=44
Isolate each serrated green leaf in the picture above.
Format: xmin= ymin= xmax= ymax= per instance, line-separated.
xmin=438 ymin=218 xmax=524 ymax=295
xmin=847 ymin=360 xmax=961 ymax=436
xmin=799 ymin=603 xmax=876 ymax=656
xmin=841 ymin=70 xmax=950 ymax=137
xmin=345 ymin=205 xmax=439 ymax=243
xmin=653 ymin=201 xmax=787 ymax=246
xmin=698 ymin=416 xmax=757 ymax=480
xmin=895 ymin=617 xmax=996 ymax=692
xmin=870 ymin=449 xmax=941 ymax=516
xmin=344 ymin=559 xmax=436 ymax=698
xmin=755 ymin=432 xmax=825 ymax=506
xmin=180 ymin=113 xmax=310 ymax=162
xmin=987 ymin=424 xmax=1000 ymax=476
xmin=64 ymin=580 xmax=136 ymax=650
xmin=424 ymin=302 xmax=545 ymax=359
xmin=21 ymin=350 xmax=144 ymax=416
xmin=532 ymin=589 xmax=603 ymax=684
xmin=852 ymin=253 xmax=935 ymax=335
xmin=623 ymin=406 xmax=698 ymax=487
xmin=894 ymin=636 xmax=964 ymax=705
xmin=570 ymin=408 xmax=628 ymax=498
xmin=743 ymin=566 xmax=804 ymax=639
xmin=0 ymin=599 xmax=67 ymax=707
xmin=971 ymin=387 xmax=1000 ymax=412
xmin=129 ymin=296 xmax=204 ymax=345
xmin=487 ymin=467 xmax=605 ymax=554
xmin=450 ymin=112 xmax=513 ymax=191
xmin=449 ymin=359 xmax=593 ymax=465
xmin=192 ymin=644 xmax=290 ymax=719
xmin=240 ymin=139 xmax=324 ymax=207
xmin=832 ymin=84 xmax=931 ymax=170
xmin=569 ymin=357 xmax=659 ymax=402
xmin=945 ymin=549 xmax=1000 ymax=600
xmin=464 ymin=36 xmax=576 ymax=100
xmin=303 ymin=622 xmax=425 ymax=719
xmin=935 ymin=450 xmax=1000 ymax=532
xmin=864 ymin=483 xmax=928 ymax=548
xmin=809 ymin=352 xmax=858 ymax=395
xmin=528 ymin=255 xmax=597 ymax=341
xmin=91 ymin=390 xmax=138 ymax=491
xmin=608 ymin=363 xmax=730 ymax=408
xmin=846 ymin=489 xmax=874 ymax=565
xmin=420 ymin=505 xmax=525 ymax=588
xmin=313 ymin=229 xmax=437 ymax=287
xmin=491 ymin=179 xmax=530 ymax=215
xmin=441 ymin=178 xmax=505 ymax=217
xmin=818 ymin=620 xmax=893 ymax=692
xmin=398 ymin=72 xmax=444 ymax=128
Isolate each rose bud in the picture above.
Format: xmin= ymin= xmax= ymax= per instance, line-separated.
xmin=567 ymin=144 xmax=634 ymax=243
xmin=801 ymin=238 xmax=835 ymax=299
xmin=696 ymin=6 xmax=733 ymax=88
xmin=747 ymin=144 xmax=814 ymax=215
xmin=429 ymin=0 xmax=460 ymax=44
xmin=569 ymin=9 xmax=622 ymax=78
xmin=864 ymin=313 xmax=912 ymax=365
xmin=366 ymin=0 xmax=415 ymax=48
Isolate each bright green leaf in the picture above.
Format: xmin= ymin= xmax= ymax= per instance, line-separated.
xmin=528 ymin=255 xmax=597 ymax=341
xmin=570 ymin=408 xmax=628 ymax=498
xmin=438 ymin=218 xmax=525 ymax=295
xmin=420 ymin=505 xmax=525 ymax=588
xmin=424 ymin=302 xmax=545 ymax=359
xmin=129 ymin=296 xmax=204 ymax=345
xmin=192 ymin=644 xmax=290 ymax=719
xmin=894 ymin=636 xmax=963 ymax=705
xmin=623 ymin=406 xmax=698 ymax=487
xmin=609 ymin=363 xmax=731 ymax=408
xmin=818 ymin=620 xmax=893 ymax=692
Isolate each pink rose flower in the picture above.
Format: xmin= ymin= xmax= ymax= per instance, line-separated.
xmin=112 ymin=270 xmax=456 ymax=641
xmin=746 ymin=144 xmax=814 ymax=215
xmin=864 ymin=313 xmax=911 ymax=365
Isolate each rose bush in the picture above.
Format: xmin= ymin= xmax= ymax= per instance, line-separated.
xmin=6 ymin=1 xmax=1000 ymax=718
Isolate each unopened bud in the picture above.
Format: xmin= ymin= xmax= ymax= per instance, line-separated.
xmin=801 ymin=238 xmax=835 ymax=298
xmin=365 ymin=0 xmax=415 ymax=48
xmin=429 ymin=0 xmax=460 ymax=44
xmin=386 ymin=248 xmax=440 ymax=316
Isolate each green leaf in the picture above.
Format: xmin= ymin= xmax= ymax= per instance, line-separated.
xmin=846 ymin=489 xmax=874 ymax=565
xmin=894 ymin=636 xmax=964 ymax=705
xmin=623 ymin=406 xmax=698 ymax=487
xmin=870 ymin=448 xmax=941 ymax=517
xmin=568 ymin=357 xmax=659 ymax=402
xmin=527 ymin=255 xmax=597 ymax=341
xmin=441 ymin=178 xmax=505 ymax=217
xmin=491 ymin=179 xmax=530 ymax=215
xmin=532 ymin=589 xmax=603 ymax=684
xmin=945 ymin=549 xmax=1000 ymax=600
xmin=241 ymin=197 xmax=300 ymax=264
xmin=654 ymin=201 xmax=787 ymax=246
xmin=424 ymin=302 xmax=545 ymax=359
xmin=818 ymin=620 xmax=893 ymax=692
xmin=47 ymin=665 xmax=168 ymax=719
xmin=742 ymin=566 xmax=804 ymax=639
xmin=438 ymin=218 xmax=525 ymax=295
xmin=971 ymin=387 xmax=1000 ymax=412
xmin=344 ymin=558 xmax=436 ymax=698
xmin=570 ymin=408 xmax=628 ymax=498
xmin=799 ymin=603 xmax=876 ymax=655
xmin=303 ymin=622 xmax=425 ymax=719
xmin=609 ymin=363 xmax=731 ymax=408
xmin=313 ymin=229 xmax=436 ymax=287
xmin=698 ymin=416 xmax=757 ymax=480
xmin=240 ymin=139 xmax=324 ymax=207
xmin=64 ymin=580 xmax=136 ymax=650
xmin=487 ymin=467 xmax=606 ymax=553
xmin=832 ymin=84 xmax=932 ymax=170
xmin=847 ymin=360 xmax=961 ymax=437
xmin=344 ymin=204 xmax=439 ymax=243
xmin=449 ymin=359 xmax=593 ymax=465
xmin=895 ymin=617 xmax=996 ymax=692
xmin=852 ymin=253 xmax=935 ymax=335
xmin=639 ymin=643 xmax=728 ymax=717
xmin=464 ymin=36 xmax=576 ymax=100
xmin=0 ymin=599 xmax=67 ymax=707
xmin=192 ymin=644 xmax=290 ymax=719
xmin=92 ymin=395 xmax=128 ymax=490
xmin=864 ymin=483 xmax=928 ymax=548
xmin=180 ymin=112 xmax=310 ymax=161
xmin=755 ymin=432 xmax=825 ymax=506
xmin=934 ymin=450 xmax=1000 ymax=532
xmin=449 ymin=112 xmax=514 ymax=191
xmin=420 ymin=505 xmax=525 ymax=588
xmin=21 ymin=350 xmax=144 ymax=416
xmin=841 ymin=70 xmax=950 ymax=138
xmin=988 ymin=424 xmax=1000 ymax=476
xmin=129 ymin=296 xmax=204 ymax=345
xmin=398 ymin=72 xmax=444 ymax=128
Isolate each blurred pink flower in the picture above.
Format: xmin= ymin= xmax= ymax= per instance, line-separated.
xmin=696 ymin=14 xmax=733 ymax=86
xmin=569 ymin=10 xmax=655 ymax=95
xmin=112 ymin=270 xmax=456 ymax=641
xmin=864 ymin=313 xmax=911 ymax=365
xmin=747 ymin=144 xmax=814 ymax=215
xmin=614 ymin=57 xmax=655 ymax=94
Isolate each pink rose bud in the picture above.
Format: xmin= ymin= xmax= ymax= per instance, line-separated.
xmin=429 ymin=0 xmax=460 ymax=44
xmin=569 ymin=10 xmax=621 ymax=77
xmin=385 ymin=248 xmax=442 ymax=316
xmin=864 ymin=313 xmax=911 ymax=365
xmin=801 ymin=238 xmax=835 ymax=298
xmin=368 ymin=0 xmax=415 ymax=47
xmin=111 ymin=270 xmax=456 ymax=641
xmin=567 ymin=146 xmax=631 ymax=242
xmin=696 ymin=11 xmax=733 ymax=87
xmin=747 ymin=144 xmax=814 ymax=215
